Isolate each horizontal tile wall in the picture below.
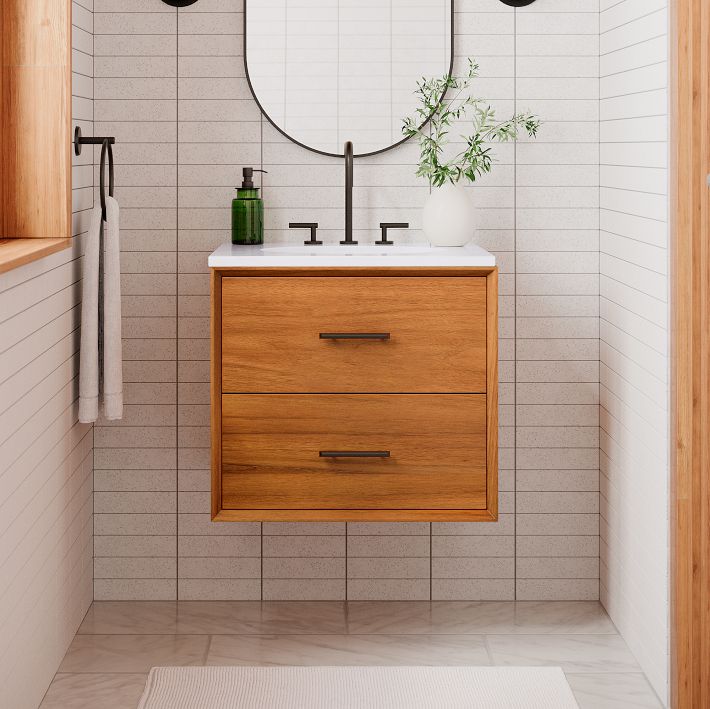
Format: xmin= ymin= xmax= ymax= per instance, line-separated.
xmin=515 ymin=0 xmax=600 ymax=602
xmin=598 ymin=0 xmax=669 ymax=702
xmin=93 ymin=0 xmax=179 ymax=601
xmin=93 ymin=0 xmax=600 ymax=602
xmin=0 ymin=4 xmax=94 ymax=706
xmin=430 ymin=0 xmax=516 ymax=602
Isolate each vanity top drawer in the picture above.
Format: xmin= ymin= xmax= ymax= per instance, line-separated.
xmin=221 ymin=276 xmax=487 ymax=393
xmin=221 ymin=393 xmax=487 ymax=511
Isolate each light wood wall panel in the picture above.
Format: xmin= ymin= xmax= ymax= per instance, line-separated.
xmin=671 ymin=0 xmax=710 ymax=706
xmin=1 ymin=0 xmax=71 ymax=239
xmin=0 ymin=4 xmax=4 ymax=219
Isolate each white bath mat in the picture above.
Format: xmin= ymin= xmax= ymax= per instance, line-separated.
xmin=137 ymin=666 xmax=579 ymax=708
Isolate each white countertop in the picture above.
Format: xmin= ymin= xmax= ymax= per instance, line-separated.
xmin=208 ymin=242 xmax=496 ymax=268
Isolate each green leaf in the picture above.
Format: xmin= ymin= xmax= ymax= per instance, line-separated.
xmin=401 ymin=58 xmax=543 ymax=185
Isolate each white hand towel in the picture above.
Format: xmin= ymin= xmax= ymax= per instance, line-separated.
xmin=79 ymin=205 xmax=102 ymax=423
xmin=79 ymin=197 xmax=123 ymax=423
xmin=102 ymin=196 xmax=123 ymax=420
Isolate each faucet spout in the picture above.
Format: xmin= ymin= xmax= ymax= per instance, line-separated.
xmin=341 ymin=141 xmax=356 ymax=245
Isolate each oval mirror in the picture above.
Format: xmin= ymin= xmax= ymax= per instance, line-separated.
xmin=245 ymin=1 xmax=453 ymax=158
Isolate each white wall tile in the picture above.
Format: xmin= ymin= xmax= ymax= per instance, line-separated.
xmin=599 ymin=2 xmax=669 ymax=701
xmin=87 ymin=0 xmax=613 ymax=615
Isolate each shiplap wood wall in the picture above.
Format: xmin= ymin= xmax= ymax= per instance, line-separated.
xmin=0 ymin=2 xmax=94 ymax=707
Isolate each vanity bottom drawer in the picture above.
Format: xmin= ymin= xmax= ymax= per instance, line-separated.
xmin=221 ymin=394 xmax=487 ymax=510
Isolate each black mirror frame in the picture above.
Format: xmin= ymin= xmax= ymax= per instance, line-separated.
xmin=499 ymin=0 xmax=537 ymax=6
xmin=244 ymin=0 xmax=455 ymax=159
xmin=161 ymin=0 xmax=199 ymax=6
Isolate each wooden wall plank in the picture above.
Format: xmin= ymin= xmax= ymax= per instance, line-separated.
xmin=671 ymin=0 xmax=710 ymax=706
xmin=0 ymin=237 xmax=71 ymax=274
xmin=0 ymin=2 xmax=4 ymax=223
xmin=1 ymin=0 xmax=71 ymax=239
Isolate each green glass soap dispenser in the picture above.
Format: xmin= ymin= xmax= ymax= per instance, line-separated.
xmin=232 ymin=167 xmax=267 ymax=244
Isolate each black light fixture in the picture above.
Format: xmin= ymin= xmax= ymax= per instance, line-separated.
xmin=162 ymin=0 xmax=199 ymax=6
xmin=499 ymin=0 xmax=537 ymax=6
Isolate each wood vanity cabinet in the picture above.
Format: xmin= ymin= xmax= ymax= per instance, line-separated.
xmin=211 ymin=267 xmax=498 ymax=522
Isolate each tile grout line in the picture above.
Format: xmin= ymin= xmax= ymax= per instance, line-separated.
xmin=597 ymin=0 xmax=602 ymax=607
xmin=201 ymin=635 xmax=212 ymax=666
xmin=175 ymin=4 xmax=179 ymax=602
xmin=429 ymin=522 xmax=434 ymax=601
xmin=260 ymin=90 xmax=264 ymax=603
xmin=345 ymin=523 xmax=348 ymax=601
xmin=91 ymin=1 xmax=96 ymax=607
xmin=513 ymin=5 xmax=518 ymax=602
xmin=482 ymin=634 xmax=495 ymax=666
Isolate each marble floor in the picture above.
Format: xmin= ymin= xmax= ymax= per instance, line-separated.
xmin=40 ymin=601 xmax=663 ymax=708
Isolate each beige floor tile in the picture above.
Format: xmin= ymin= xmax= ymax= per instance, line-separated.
xmin=39 ymin=673 xmax=147 ymax=709
xmin=346 ymin=601 xmax=516 ymax=635
xmin=512 ymin=602 xmax=618 ymax=634
xmin=176 ymin=601 xmax=348 ymax=634
xmin=347 ymin=601 xmax=613 ymax=636
xmin=58 ymin=635 xmax=209 ymax=673
xmin=206 ymin=634 xmax=490 ymax=667
xmin=49 ymin=601 xmax=664 ymax=709
xmin=78 ymin=601 xmax=178 ymax=634
xmin=566 ymin=673 xmax=664 ymax=708
xmin=487 ymin=634 xmax=641 ymax=674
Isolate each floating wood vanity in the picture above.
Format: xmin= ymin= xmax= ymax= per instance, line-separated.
xmin=210 ymin=244 xmax=498 ymax=522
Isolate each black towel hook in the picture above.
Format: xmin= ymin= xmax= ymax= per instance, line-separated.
xmin=74 ymin=127 xmax=116 ymax=222
xmin=74 ymin=126 xmax=115 ymax=156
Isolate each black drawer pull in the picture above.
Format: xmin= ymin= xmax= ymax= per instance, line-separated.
xmin=319 ymin=332 xmax=390 ymax=340
xmin=319 ymin=451 xmax=390 ymax=458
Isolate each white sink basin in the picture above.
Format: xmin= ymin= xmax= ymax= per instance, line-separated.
xmin=263 ymin=245 xmax=433 ymax=256
xmin=208 ymin=242 xmax=496 ymax=268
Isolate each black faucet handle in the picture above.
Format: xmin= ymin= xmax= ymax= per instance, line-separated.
xmin=376 ymin=222 xmax=409 ymax=246
xmin=289 ymin=222 xmax=322 ymax=245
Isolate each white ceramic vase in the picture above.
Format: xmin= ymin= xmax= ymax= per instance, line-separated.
xmin=422 ymin=182 xmax=474 ymax=247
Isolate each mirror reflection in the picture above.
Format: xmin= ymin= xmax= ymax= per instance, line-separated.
xmin=245 ymin=0 xmax=452 ymax=156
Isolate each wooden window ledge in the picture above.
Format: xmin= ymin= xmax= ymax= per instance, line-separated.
xmin=0 ymin=238 xmax=72 ymax=275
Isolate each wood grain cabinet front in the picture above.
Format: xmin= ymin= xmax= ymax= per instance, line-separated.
xmin=221 ymin=394 xmax=487 ymax=511
xmin=221 ymin=276 xmax=487 ymax=393
xmin=211 ymin=268 xmax=498 ymax=522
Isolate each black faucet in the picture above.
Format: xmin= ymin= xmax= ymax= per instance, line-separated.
xmin=340 ymin=141 xmax=356 ymax=245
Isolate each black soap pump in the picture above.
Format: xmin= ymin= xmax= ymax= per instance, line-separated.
xmin=232 ymin=167 xmax=267 ymax=245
